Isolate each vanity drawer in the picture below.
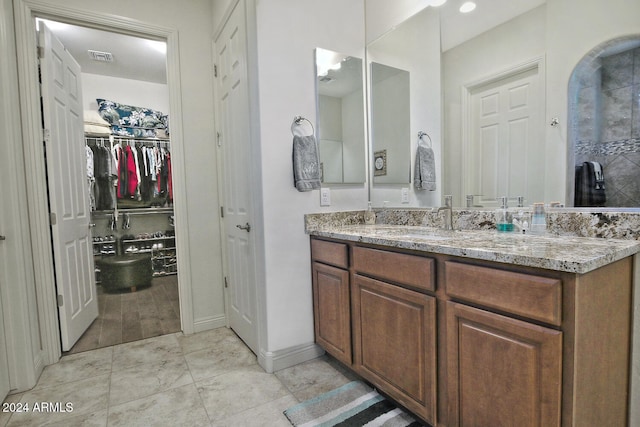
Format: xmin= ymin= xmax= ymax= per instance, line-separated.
xmin=445 ymin=261 xmax=561 ymax=326
xmin=353 ymin=246 xmax=435 ymax=292
xmin=311 ymin=239 xmax=349 ymax=269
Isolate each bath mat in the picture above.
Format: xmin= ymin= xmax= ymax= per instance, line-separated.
xmin=283 ymin=381 xmax=428 ymax=427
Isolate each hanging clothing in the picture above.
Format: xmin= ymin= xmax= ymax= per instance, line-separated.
xmin=86 ymin=145 xmax=96 ymax=210
xmin=125 ymin=145 xmax=139 ymax=197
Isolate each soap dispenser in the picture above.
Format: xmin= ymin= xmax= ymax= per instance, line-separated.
xmin=364 ymin=202 xmax=376 ymax=225
xmin=529 ymin=202 xmax=547 ymax=235
xmin=496 ymin=196 xmax=513 ymax=232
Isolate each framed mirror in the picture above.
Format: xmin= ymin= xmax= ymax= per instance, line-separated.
xmin=315 ymin=48 xmax=366 ymax=184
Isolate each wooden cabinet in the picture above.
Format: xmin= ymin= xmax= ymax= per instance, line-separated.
xmin=311 ymin=240 xmax=351 ymax=365
xmin=352 ymin=274 xmax=437 ymax=424
xmin=309 ymin=237 xmax=634 ymax=426
xmin=312 ymin=262 xmax=351 ymax=365
xmin=446 ymin=301 xmax=562 ymax=426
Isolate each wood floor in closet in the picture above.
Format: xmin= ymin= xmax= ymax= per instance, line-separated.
xmin=66 ymin=275 xmax=180 ymax=354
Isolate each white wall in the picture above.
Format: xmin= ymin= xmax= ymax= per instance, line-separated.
xmin=254 ymin=0 xmax=367 ymax=354
xmin=81 ymin=73 xmax=169 ymax=113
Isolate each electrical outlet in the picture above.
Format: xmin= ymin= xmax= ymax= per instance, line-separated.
xmin=401 ymin=187 xmax=409 ymax=204
xmin=320 ymin=187 xmax=331 ymax=206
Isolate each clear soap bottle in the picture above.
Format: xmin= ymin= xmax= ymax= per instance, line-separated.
xmin=529 ymin=202 xmax=547 ymax=235
xmin=364 ymin=202 xmax=376 ymax=225
xmin=496 ymin=196 xmax=513 ymax=232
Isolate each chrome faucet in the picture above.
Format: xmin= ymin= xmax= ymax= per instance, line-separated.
xmin=437 ymin=195 xmax=453 ymax=230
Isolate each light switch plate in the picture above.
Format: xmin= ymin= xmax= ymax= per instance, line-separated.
xmin=401 ymin=188 xmax=409 ymax=203
xmin=320 ymin=188 xmax=331 ymax=206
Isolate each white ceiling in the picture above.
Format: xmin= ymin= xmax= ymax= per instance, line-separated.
xmin=38 ymin=19 xmax=167 ymax=84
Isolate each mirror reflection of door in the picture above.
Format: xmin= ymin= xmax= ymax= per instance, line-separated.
xmin=465 ymin=64 xmax=544 ymax=208
xmin=315 ymin=48 xmax=366 ymax=184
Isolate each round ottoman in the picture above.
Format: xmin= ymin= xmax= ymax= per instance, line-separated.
xmin=96 ymin=254 xmax=152 ymax=292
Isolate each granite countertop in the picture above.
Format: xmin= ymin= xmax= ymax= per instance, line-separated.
xmin=308 ymin=224 xmax=640 ymax=274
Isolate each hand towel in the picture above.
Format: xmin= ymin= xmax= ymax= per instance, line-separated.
xmin=414 ymin=144 xmax=436 ymax=191
xmin=292 ymin=134 xmax=321 ymax=192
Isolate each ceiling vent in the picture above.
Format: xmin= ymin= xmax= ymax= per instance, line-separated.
xmin=87 ymin=50 xmax=114 ymax=62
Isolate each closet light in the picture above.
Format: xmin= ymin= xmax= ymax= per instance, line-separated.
xmin=459 ymin=1 xmax=477 ymax=13
xmin=147 ymin=40 xmax=167 ymax=54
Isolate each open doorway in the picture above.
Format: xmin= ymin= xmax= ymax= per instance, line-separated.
xmin=37 ymin=18 xmax=181 ymax=354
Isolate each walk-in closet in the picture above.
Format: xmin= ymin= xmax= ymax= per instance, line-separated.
xmin=38 ymin=19 xmax=181 ymax=354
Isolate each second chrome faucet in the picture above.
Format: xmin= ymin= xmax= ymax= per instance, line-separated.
xmin=437 ymin=195 xmax=453 ymax=230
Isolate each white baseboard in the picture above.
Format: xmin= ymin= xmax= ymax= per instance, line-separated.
xmin=192 ymin=314 xmax=227 ymax=334
xmin=258 ymin=342 xmax=325 ymax=374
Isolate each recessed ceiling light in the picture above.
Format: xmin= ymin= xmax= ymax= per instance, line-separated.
xmin=428 ymin=0 xmax=448 ymax=6
xmin=460 ymin=1 xmax=477 ymax=13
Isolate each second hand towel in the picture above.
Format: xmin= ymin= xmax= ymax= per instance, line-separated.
xmin=414 ymin=144 xmax=436 ymax=191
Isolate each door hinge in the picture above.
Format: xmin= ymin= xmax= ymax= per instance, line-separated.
xmin=216 ymin=131 xmax=222 ymax=147
xmin=43 ymin=128 xmax=50 ymax=143
xmin=57 ymin=294 xmax=63 ymax=307
xmin=49 ymin=212 xmax=57 ymax=225
xmin=214 ymin=64 xmax=218 ymax=78
xmin=224 ymin=276 xmax=228 ymax=288
xmin=37 ymin=46 xmax=45 ymax=59
xmin=220 ymin=206 xmax=224 ymax=218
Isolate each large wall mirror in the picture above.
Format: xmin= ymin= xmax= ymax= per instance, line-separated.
xmin=315 ymin=48 xmax=366 ymax=184
xmin=365 ymin=0 xmax=640 ymax=209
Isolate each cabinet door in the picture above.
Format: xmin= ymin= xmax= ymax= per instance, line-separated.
xmin=446 ymin=302 xmax=562 ymax=427
xmin=312 ymin=262 xmax=351 ymax=364
xmin=352 ymin=274 xmax=436 ymax=424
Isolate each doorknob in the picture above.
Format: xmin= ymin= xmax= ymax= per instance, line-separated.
xmin=0 ymin=235 xmax=5 ymax=241
xmin=236 ymin=223 xmax=251 ymax=232
xmin=89 ymin=223 xmax=96 ymax=228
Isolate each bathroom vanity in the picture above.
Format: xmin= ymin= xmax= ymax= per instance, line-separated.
xmin=308 ymin=222 xmax=640 ymax=427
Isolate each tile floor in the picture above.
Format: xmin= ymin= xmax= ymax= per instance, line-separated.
xmin=1 ymin=327 xmax=357 ymax=427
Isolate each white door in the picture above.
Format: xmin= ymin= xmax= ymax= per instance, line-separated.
xmin=39 ymin=24 xmax=98 ymax=351
xmin=466 ymin=66 xmax=543 ymax=208
xmin=214 ymin=0 xmax=259 ymax=354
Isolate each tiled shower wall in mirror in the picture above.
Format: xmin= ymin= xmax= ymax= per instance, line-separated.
xmin=574 ymin=45 xmax=640 ymax=207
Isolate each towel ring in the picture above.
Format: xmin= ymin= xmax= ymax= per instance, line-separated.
xmin=418 ymin=131 xmax=432 ymax=148
xmin=291 ymin=116 xmax=315 ymax=136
